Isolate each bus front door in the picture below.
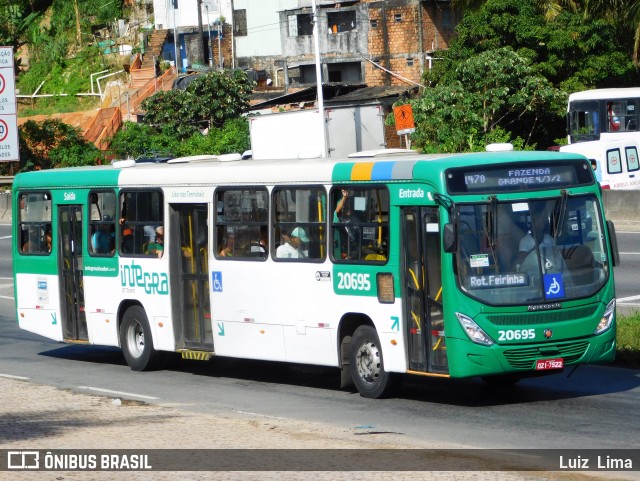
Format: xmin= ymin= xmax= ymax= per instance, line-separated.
xmin=58 ymin=205 xmax=88 ymax=341
xmin=171 ymin=204 xmax=212 ymax=351
xmin=402 ymin=207 xmax=448 ymax=374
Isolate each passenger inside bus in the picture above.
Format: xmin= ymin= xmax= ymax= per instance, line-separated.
xmin=91 ymin=218 xmax=114 ymax=254
xmin=276 ymin=227 xmax=309 ymax=258
xmin=218 ymin=231 xmax=234 ymax=257
xmin=44 ymin=225 xmax=52 ymax=253
xmin=145 ymin=226 xmax=164 ymax=258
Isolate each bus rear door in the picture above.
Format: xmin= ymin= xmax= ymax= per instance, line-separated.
xmin=58 ymin=204 xmax=88 ymax=341
xmin=402 ymin=207 xmax=448 ymax=374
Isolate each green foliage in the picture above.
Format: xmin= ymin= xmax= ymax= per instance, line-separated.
xmin=109 ymin=118 xmax=250 ymax=159
xmin=616 ymin=313 xmax=640 ymax=368
xmin=141 ymin=70 xmax=254 ymax=140
xmin=412 ymin=48 xmax=562 ymax=152
xmin=0 ymin=119 xmax=103 ymax=175
xmin=0 ymin=2 xmax=41 ymax=74
xmin=415 ymin=0 xmax=640 ymax=151
xmin=174 ymin=117 xmax=250 ymax=157
xmin=441 ymin=0 xmax=639 ymax=90
xmin=108 ymin=122 xmax=180 ymax=159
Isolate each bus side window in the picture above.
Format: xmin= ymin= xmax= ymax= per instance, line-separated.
xmin=330 ymin=186 xmax=389 ymax=263
xmin=18 ymin=192 xmax=52 ymax=255
xmin=88 ymin=191 xmax=116 ymax=256
xmin=273 ymin=186 xmax=326 ymax=261
xmin=118 ymin=190 xmax=163 ymax=256
xmin=215 ymin=188 xmax=269 ymax=260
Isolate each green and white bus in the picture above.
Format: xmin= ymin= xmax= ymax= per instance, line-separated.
xmin=12 ymin=148 xmax=620 ymax=398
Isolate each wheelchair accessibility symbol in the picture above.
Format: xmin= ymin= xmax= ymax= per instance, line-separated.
xmin=543 ymin=273 xmax=564 ymax=300
xmin=212 ymin=271 xmax=223 ymax=292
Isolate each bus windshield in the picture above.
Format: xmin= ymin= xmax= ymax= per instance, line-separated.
xmin=455 ymin=195 xmax=609 ymax=306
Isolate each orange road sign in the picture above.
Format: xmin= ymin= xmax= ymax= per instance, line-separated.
xmin=393 ymin=104 xmax=415 ymax=134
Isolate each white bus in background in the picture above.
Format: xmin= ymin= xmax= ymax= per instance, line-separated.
xmin=564 ymin=88 xmax=640 ymax=189
xmin=567 ymin=88 xmax=640 ymax=145
xmin=560 ymin=139 xmax=640 ymax=189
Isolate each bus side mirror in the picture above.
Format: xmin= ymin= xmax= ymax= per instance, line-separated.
xmin=607 ymin=220 xmax=620 ymax=267
xmin=443 ymin=223 xmax=456 ymax=253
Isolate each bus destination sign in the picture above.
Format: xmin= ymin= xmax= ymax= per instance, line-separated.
xmin=446 ymin=162 xmax=592 ymax=194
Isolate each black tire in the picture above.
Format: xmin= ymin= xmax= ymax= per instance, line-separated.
xmin=120 ymin=306 xmax=163 ymax=371
xmin=349 ymin=325 xmax=396 ymax=399
xmin=481 ymin=374 xmax=521 ymax=387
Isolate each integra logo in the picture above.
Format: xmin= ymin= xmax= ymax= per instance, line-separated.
xmin=120 ymin=260 xmax=169 ymax=295
xmin=528 ymin=303 xmax=562 ymax=312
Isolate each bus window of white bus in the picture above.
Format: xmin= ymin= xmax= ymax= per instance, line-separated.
xmin=273 ymin=186 xmax=326 ymax=261
xmin=215 ymin=187 xmax=269 ymax=259
xmin=119 ymin=190 xmax=164 ymax=256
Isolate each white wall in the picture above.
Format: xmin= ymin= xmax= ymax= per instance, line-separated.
xmin=234 ymin=0 xmax=298 ymax=57
xmin=153 ymin=0 xmax=232 ymax=30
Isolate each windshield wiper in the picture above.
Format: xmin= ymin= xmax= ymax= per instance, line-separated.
xmin=553 ymin=190 xmax=568 ymax=239
xmin=484 ymin=196 xmax=499 ymax=272
xmin=487 ymin=196 xmax=498 ymax=250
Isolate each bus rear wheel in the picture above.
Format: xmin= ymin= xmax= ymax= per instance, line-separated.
xmin=350 ymin=325 xmax=395 ymax=399
xmin=120 ymin=306 xmax=163 ymax=371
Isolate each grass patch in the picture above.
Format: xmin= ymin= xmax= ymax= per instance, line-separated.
xmin=616 ymin=312 xmax=640 ymax=368
xmin=18 ymin=96 xmax=101 ymax=117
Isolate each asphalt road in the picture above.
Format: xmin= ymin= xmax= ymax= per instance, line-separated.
xmin=1 ymin=223 xmax=640 ymax=452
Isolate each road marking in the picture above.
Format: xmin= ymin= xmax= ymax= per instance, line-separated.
xmin=620 ymin=252 xmax=640 ymax=255
xmin=77 ymin=386 xmax=159 ymax=400
xmin=618 ymin=295 xmax=640 ymax=303
xmin=0 ymin=373 xmax=30 ymax=380
xmin=0 ymin=295 xmax=14 ymax=300
xmin=0 ymin=236 xmax=11 ymax=240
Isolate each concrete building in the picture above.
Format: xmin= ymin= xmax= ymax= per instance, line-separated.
xmin=152 ymin=0 xmax=233 ymax=70
xmin=233 ymin=0 xmax=459 ymax=88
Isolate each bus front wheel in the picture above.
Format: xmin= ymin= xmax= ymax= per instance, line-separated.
xmin=120 ymin=306 xmax=163 ymax=371
xmin=350 ymin=325 xmax=396 ymax=399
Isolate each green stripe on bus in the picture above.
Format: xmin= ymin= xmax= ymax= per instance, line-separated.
xmin=13 ymin=166 xmax=121 ymax=190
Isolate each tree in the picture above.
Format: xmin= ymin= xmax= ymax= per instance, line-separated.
xmin=0 ymin=2 xmax=41 ymax=75
xmin=440 ymin=0 xmax=639 ymax=91
xmin=108 ymin=122 xmax=180 ymax=159
xmin=411 ymin=48 xmax=562 ymax=152
xmin=0 ymin=119 xmax=102 ymax=175
xmin=109 ymin=118 xmax=250 ymax=159
xmin=141 ymin=70 xmax=254 ymax=140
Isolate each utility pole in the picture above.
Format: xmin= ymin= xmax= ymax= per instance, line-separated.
xmin=311 ymin=0 xmax=327 ymax=158
xmin=205 ymin=5 xmax=212 ymax=67
xmin=197 ymin=0 xmax=206 ymax=66
xmin=217 ymin=17 xmax=222 ymax=69
xmin=172 ymin=0 xmax=179 ymax=72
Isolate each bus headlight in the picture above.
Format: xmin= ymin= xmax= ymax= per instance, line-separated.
xmin=455 ymin=312 xmax=494 ymax=346
xmin=595 ymin=298 xmax=616 ymax=335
